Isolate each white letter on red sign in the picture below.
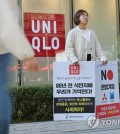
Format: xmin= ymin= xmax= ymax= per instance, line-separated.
xmin=43 ymin=37 xmax=51 ymax=50
xmin=32 ymin=20 xmax=40 ymax=33
xmin=54 ymin=21 xmax=56 ymax=34
xmin=42 ymin=21 xmax=50 ymax=33
xmin=32 ymin=37 xmax=40 ymax=52
xmin=52 ymin=37 xmax=59 ymax=50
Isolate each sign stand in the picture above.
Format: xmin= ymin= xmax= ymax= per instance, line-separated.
xmin=53 ymin=61 xmax=120 ymax=120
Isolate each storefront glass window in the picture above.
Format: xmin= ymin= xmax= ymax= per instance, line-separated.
xmin=73 ymin=0 xmax=118 ymax=60
xmin=18 ymin=0 xmax=120 ymax=85
xmin=20 ymin=0 xmax=72 ymax=85
xmin=73 ymin=0 xmax=120 ymax=80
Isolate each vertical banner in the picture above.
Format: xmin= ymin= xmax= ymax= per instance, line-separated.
xmin=24 ymin=13 xmax=65 ymax=57
xmin=95 ymin=61 xmax=120 ymax=118
xmin=53 ymin=61 xmax=96 ymax=120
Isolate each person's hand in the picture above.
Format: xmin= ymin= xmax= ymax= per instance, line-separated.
xmin=73 ymin=61 xmax=79 ymax=66
xmin=24 ymin=57 xmax=39 ymax=71
xmin=102 ymin=60 xmax=108 ymax=65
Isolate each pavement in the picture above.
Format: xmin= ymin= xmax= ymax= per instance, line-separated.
xmin=10 ymin=116 xmax=120 ymax=134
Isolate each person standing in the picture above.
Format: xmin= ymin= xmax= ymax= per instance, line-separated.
xmin=0 ymin=0 xmax=38 ymax=133
xmin=65 ymin=9 xmax=108 ymax=65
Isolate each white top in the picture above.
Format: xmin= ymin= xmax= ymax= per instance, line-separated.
xmin=65 ymin=26 xmax=107 ymax=63
xmin=79 ymin=29 xmax=90 ymax=43
xmin=78 ymin=28 xmax=92 ymax=58
xmin=0 ymin=0 xmax=34 ymax=60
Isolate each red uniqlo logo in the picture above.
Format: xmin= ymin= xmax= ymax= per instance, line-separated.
xmin=69 ymin=65 xmax=80 ymax=75
xmin=24 ymin=13 xmax=65 ymax=57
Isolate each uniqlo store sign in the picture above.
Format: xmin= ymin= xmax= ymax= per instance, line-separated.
xmin=24 ymin=13 xmax=65 ymax=57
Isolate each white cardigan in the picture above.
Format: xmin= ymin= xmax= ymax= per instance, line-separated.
xmin=65 ymin=26 xmax=107 ymax=63
xmin=0 ymin=0 xmax=34 ymax=60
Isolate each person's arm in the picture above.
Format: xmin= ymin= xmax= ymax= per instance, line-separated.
xmin=0 ymin=0 xmax=34 ymax=60
xmin=0 ymin=0 xmax=38 ymax=70
xmin=65 ymin=30 xmax=78 ymax=64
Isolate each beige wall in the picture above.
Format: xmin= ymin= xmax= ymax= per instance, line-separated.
xmin=74 ymin=0 xmax=118 ymax=60
xmin=22 ymin=0 xmax=72 ymax=36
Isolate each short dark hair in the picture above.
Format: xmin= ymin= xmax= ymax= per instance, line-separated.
xmin=73 ymin=9 xmax=88 ymax=25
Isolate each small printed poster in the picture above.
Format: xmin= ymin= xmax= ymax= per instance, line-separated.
xmin=95 ymin=61 xmax=120 ymax=118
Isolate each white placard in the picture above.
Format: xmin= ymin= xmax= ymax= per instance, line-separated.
xmin=53 ymin=61 xmax=96 ymax=120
